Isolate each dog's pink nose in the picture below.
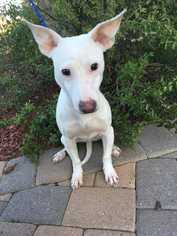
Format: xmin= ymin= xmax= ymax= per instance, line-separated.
xmin=79 ymin=99 xmax=97 ymax=114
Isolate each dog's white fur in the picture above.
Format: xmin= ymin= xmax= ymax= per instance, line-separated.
xmin=25 ymin=9 xmax=126 ymax=189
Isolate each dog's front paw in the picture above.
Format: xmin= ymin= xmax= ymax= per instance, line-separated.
xmin=52 ymin=149 xmax=66 ymax=163
xmin=103 ymin=165 xmax=119 ymax=186
xmin=71 ymin=167 xmax=83 ymax=189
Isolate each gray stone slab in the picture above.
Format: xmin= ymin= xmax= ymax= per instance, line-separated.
xmin=0 ymin=185 xmax=71 ymax=225
xmin=0 ymin=161 xmax=6 ymax=177
xmin=36 ymin=148 xmax=72 ymax=185
xmin=36 ymin=142 xmax=146 ymax=185
xmin=115 ymin=144 xmax=147 ymax=165
xmin=0 ymin=222 xmax=36 ymax=236
xmin=139 ymin=125 xmax=177 ymax=158
xmin=0 ymin=201 xmax=7 ymax=215
xmin=137 ymin=159 xmax=177 ymax=209
xmin=137 ymin=210 xmax=177 ymax=236
xmin=0 ymin=157 xmax=36 ymax=194
xmin=0 ymin=193 xmax=12 ymax=201
xmin=171 ymin=127 xmax=177 ymax=137
xmin=161 ymin=151 xmax=177 ymax=159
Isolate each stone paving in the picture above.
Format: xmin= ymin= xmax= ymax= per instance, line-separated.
xmin=0 ymin=125 xmax=176 ymax=236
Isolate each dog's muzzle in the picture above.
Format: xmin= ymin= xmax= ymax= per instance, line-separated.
xmin=79 ymin=99 xmax=97 ymax=114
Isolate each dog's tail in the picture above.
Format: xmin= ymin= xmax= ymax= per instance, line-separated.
xmin=81 ymin=141 xmax=92 ymax=165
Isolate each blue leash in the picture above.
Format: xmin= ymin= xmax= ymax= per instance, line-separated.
xmin=27 ymin=0 xmax=47 ymax=27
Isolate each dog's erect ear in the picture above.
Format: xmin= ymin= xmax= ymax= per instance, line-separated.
xmin=89 ymin=9 xmax=126 ymax=51
xmin=24 ymin=20 xmax=62 ymax=57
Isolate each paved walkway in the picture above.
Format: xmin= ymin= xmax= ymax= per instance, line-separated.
xmin=0 ymin=125 xmax=177 ymax=236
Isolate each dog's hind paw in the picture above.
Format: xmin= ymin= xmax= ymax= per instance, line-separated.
xmin=112 ymin=145 xmax=121 ymax=158
xmin=52 ymin=149 xmax=66 ymax=163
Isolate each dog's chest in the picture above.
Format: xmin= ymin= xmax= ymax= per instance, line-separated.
xmin=69 ymin=116 xmax=107 ymax=141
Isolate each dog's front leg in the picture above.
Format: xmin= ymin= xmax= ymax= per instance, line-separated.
xmin=102 ymin=126 xmax=119 ymax=185
xmin=61 ymin=136 xmax=83 ymax=189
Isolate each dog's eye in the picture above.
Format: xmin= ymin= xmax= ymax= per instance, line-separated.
xmin=61 ymin=69 xmax=71 ymax=76
xmin=90 ymin=63 xmax=98 ymax=71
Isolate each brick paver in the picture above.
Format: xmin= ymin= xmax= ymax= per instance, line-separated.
xmin=63 ymin=187 xmax=135 ymax=232
xmin=0 ymin=222 xmax=36 ymax=236
xmin=34 ymin=225 xmax=83 ymax=236
xmin=137 ymin=159 xmax=177 ymax=209
xmin=83 ymin=173 xmax=95 ymax=186
xmin=139 ymin=125 xmax=177 ymax=158
xmin=58 ymin=173 xmax=95 ymax=187
xmin=0 ymin=185 xmax=71 ymax=225
xmin=95 ymin=163 xmax=135 ymax=188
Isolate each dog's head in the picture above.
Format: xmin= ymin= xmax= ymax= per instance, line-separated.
xmin=25 ymin=10 xmax=126 ymax=114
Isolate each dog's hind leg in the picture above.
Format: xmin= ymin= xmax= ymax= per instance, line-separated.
xmin=52 ymin=148 xmax=66 ymax=163
xmin=112 ymin=145 xmax=121 ymax=158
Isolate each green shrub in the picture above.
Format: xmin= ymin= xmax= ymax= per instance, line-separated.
xmin=21 ymin=95 xmax=59 ymax=163
xmin=0 ymin=0 xmax=177 ymax=161
xmin=0 ymin=102 xmax=35 ymax=128
xmin=0 ymin=3 xmax=54 ymax=114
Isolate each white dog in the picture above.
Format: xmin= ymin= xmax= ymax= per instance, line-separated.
xmin=25 ymin=9 xmax=126 ymax=189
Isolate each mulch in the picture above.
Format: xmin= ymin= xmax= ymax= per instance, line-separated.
xmin=0 ymin=125 xmax=24 ymax=161
xmin=0 ymin=84 xmax=58 ymax=162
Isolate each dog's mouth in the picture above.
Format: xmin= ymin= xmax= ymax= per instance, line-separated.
xmin=74 ymin=105 xmax=98 ymax=115
xmin=79 ymin=108 xmax=98 ymax=115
